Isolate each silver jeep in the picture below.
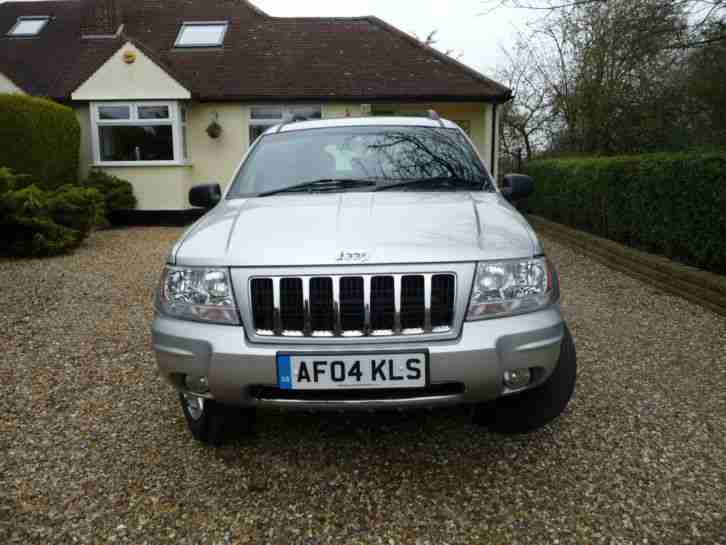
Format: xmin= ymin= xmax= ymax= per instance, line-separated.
xmin=152 ymin=115 xmax=576 ymax=445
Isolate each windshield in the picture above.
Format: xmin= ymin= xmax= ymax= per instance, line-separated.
xmin=227 ymin=125 xmax=494 ymax=197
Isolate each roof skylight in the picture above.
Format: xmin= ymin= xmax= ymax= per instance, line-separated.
xmin=7 ymin=16 xmax=50 ymax=37
xmin=175 ymin=22 xmax=229 ymax=48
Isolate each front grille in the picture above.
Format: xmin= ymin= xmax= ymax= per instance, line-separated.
xmin=250 ymin=273 xmax=456 ymax=338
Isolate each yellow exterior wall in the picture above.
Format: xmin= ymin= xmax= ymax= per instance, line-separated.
xmin=182 ymin=102 xmax=373 ymax=194
xmin=76 ymin=102 xmax=249 ymax=209
xmin=72 ymin=42 xmax=191 ymax=101
xmin=100 ymin=165 xmax=194 ymax=210
xmin=75 ymin=104 xmax=193 ymax=210
xmin=73 ymin=100 xmax=497 ymax=210
xmin=187 ymin=102 xmax=374 ymax=193
xmin=0 ymin=72 xmax=25 ymax=94
xmin=187 ymin=103 xmax=250 ymax=191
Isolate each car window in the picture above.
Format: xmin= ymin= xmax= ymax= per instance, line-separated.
xmin=227 ymin=126 xmax=494 ymax=197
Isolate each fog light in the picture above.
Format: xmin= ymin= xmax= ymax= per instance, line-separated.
xmin=184 ymin=374 xmax=209 ymax=394
xmin=503 ymin=368 xmax=532 ymax=390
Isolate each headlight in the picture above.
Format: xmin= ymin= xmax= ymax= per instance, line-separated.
xmin=466 ymin=257 xmax=558 ymax=320
xmin=157 ymin=266 xmax=240 ymax=325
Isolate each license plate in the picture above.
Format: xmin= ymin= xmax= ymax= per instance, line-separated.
xmin=276 ymin=352 xmax=428 ymax=390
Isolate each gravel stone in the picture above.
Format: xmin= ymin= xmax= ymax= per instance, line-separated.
xmin=1 ymin=227 xmax=725 ymax=544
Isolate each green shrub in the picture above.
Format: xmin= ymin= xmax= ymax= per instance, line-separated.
xmin=81 ymin=169 xmax=136 ymax=224
xmin=47 ymin=185 xmax=105 ymax=237
xmin=0 ymin=94 xmax=80 ymax=190
xmin=0 ymin=166 xmax=27 ymax=193
xmin=0 ymin=185 xmax=78 ymax=256
xmin=0 ymin=169 xmax=104 ymax=257
xmin=526 ymin=152 xmax=726 ymax=274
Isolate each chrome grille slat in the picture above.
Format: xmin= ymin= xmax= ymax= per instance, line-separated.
xmin=363 ymin=275 xmax=372 ymax=336
xmin=272 ymin=277 xmax=282 ymax=336
xmin=424 ymin=274 xmax=432 ymax=333
xmin=393 ymin=274 xmax=402 ymax=335
xmin=249 ymin=272 xmax=456 ymax=339
xmin=302 ymin=277 xmax=311 ymax=336
xmin=332 ymin=277 xmax=342 ymax=336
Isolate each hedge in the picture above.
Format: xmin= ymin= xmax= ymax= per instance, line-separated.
xmin=526 ymin=152 xmax=726 ymax=274
xmin=0 ymin=168 xmax=104 ymax=257
xmin=0 ymin=94 xmax=80 ymax=190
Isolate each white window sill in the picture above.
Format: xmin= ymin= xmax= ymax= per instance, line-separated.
xmin=93 ymin=161 xmax=192 ymax=168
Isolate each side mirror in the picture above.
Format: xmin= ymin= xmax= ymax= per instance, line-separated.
xmin=501 ymin=174 xmax=534 ymax=201
xmin=189 ymin=183 xmax=222 ymax=209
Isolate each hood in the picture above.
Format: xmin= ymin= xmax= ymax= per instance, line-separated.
xmin=173 ymin=192 xmax=541 ymax=267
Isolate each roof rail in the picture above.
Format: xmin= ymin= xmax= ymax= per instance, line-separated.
xmin=428 ymin=109 xmax=445 ymax=127
xmin=276 ymin=114 xmax=292 ymax=133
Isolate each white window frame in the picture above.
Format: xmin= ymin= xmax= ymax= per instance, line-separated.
xmin=7 ymin=16 xmax=50 ymax=37
xmin=180 ymin=104 xmax=189 ymax=161
xmin=249 ymin=104 xmax=323 ymax=143
xmin=91 ymin=101 xmax=188 ymax=167
xmin=174 ymin=21 xmax=229 ymax=48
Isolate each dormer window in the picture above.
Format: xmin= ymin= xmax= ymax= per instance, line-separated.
xmin=174 ymin=22 xmax=228 ymax=48
xmin=7 ymin=16 xmax=50 ymax=37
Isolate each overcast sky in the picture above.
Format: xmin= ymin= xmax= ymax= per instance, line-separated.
xmin=1 ymin=0 xmax=536 ymax=76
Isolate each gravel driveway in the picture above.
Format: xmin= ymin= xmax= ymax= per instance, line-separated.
xmin=2 ymin=227 xmax=725 ymax=545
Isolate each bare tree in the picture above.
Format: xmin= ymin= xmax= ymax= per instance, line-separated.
xmin=491 ymin=0 xmax=712 ymax=155
xmin=496 ymin=38 xmax=555 ymax=162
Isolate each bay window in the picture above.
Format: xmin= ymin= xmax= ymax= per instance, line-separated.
xmin=91 ymin=102 xmax=188 ymax=165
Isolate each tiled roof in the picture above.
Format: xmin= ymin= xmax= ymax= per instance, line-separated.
xmin=0 ymin=0 xmax=511 ymax=102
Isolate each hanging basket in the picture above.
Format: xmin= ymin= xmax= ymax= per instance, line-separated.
xmin=206 ymin=119 xmax=223 ymax=139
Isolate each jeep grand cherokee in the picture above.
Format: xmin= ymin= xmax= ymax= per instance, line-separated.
xmin=152 ymin=115 xmax=577 ymax=445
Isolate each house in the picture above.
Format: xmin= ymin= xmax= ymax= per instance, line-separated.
xmin=0 ymin=0 xmax=511 ymax=217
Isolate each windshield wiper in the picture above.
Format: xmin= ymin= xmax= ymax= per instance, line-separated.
xmin=257 ymin=178 xmax=378 ymax=197
xmin=375 ymin=176 xmax=486 ymax=192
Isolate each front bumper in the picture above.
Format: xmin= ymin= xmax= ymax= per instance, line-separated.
xmin=152 ymin=307 xmax=565 ymax=410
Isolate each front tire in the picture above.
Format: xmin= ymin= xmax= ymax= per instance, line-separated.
xmin=179 ymin=393 xmax=255 ymax=446
xmin=475 ymin=324 xmax=577 ymax=434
